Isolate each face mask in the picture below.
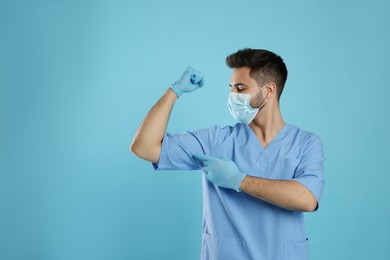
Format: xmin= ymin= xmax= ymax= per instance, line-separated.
xmin=227 ymin=85 xmax=267 ymax=124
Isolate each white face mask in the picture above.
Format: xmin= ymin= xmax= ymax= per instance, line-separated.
xmin=227 ymin=85 xmax=267 ymax=124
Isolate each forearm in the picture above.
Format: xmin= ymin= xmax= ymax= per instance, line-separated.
xmin=239 ymin=176 xmax=317 ymax=212
xmin=130 ymin=87 xmax=177 ymax=160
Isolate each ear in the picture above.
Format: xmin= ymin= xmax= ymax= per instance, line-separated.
xmin=265 ymin=82 xmax=277 ymax=99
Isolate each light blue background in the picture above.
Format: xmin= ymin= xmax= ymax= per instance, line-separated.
xmin=1 ymin=0 xmax=389 ymax=259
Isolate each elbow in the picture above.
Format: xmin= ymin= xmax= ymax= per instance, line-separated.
xmin=129 ymin=137 xmax=141 ymax=156
xmin=302 ymin=196 xmax=318 ymax=212
xmin=129 ymin=141 xmax=161 ymax=163
xmin=129 ymin=142 xmax=141 ymax=157
xmin=129 ymin=143 xmax=136 ymax=154
xmin=293 ymin=181 xmax=319 ymax=212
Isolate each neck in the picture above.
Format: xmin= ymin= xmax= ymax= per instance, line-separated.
xmin=249 ymin=100 xmax=285 ymax=144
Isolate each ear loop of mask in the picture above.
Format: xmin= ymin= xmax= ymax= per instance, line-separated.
xmin=249 ymin=84 xmax=268 ymax=109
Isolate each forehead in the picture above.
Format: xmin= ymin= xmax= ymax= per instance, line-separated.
xmin=229 ymin=67 xmax=257 ymax=86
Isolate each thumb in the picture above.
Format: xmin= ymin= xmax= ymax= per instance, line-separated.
xmin=197 ymin=78 xmax=205 ymax=87
xmin=190 ymin=73 xmax=204 ymax=85
xmin=187 ymin=67 xmax=204 ymax=84
xmin=203 ymin=169 xmax=213 ymax=182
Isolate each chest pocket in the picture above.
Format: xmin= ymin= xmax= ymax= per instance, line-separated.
xmin=263 ymin=157 xmax=301 ymax=180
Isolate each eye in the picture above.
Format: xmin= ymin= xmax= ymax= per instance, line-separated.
xmin=229 ymin=84 xmax=245 ymax=92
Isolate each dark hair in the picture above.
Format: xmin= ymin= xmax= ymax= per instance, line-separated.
xmin=226 ymin=48 xmax=288 ymax=101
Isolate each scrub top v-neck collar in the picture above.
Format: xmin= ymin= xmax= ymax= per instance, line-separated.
xmin=243 ymin=122 xmax=291 ymax=163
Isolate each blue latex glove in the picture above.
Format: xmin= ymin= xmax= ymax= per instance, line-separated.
xmin=170 ymin=66 xmax=204 ymax=98
xmin=193 ymin=154 xmax=247 ymax=192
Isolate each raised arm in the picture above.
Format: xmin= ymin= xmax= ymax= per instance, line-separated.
xmin=130 ymin=87 xmax=177 ymax=163
xmin=130 ymin=66 xmax=205 ymax=163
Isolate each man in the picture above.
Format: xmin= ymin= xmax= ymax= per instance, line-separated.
xmin=130 ymin=48 xmax=325 ymax=260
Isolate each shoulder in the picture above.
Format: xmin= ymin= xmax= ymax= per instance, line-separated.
xmin=184 ymin=123 xmax=241 ymax=147
xmin=190 ymin=122 xmax=240 ymax=135
xmin=287 ymin=123 xmax=322 ymax=142
xmin=168 ymin=123 xmax=239 ymax=139
xmin=286 ymin=123 xmax=324 ymax=153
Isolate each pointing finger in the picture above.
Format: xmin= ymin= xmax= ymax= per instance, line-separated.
xmin=193 ymin=154 xmax=218 ymax=162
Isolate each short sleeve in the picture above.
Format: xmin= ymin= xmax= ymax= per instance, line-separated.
xmin=152 ymin=125 xmax=229 ymax=171
xmin=291 ymin=134 xmax=325 ymax=211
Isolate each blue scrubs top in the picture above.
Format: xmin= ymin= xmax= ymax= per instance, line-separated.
xmin=152 ymin=122 xmax=325 ymax=260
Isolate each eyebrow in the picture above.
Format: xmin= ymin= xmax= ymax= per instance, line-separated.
xmin=229 ymin=83 xmax=249 ymax=88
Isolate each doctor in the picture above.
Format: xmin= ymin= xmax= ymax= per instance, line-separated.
xmin=130 ymin=48 xmax=325 ymax=260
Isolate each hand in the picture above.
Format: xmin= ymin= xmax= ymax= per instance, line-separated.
xmin=193 ymin=154 xmax=247 ymax=192
xmin=170 ymin=66 xmax=204 ymax=98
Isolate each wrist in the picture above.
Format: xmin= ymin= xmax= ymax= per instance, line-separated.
xmin=235 ymin=172 xmax=248 ymax=192
xmin=170 ymin=84 xmax=183 ymax=98
xmin=166 ymin=86 xmax=179 ymax=100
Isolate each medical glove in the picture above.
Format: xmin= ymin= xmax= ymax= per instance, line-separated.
xmin=193 ymin=154 xmax=247 ymax=192
xmin=170 ymin=66 xmax=204 ymax=98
